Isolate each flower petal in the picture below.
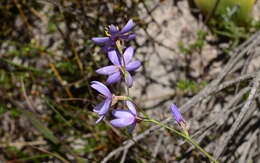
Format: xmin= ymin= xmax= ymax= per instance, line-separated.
xmin=93 ymin=101 xmax=105 ymax=113
xmin=128 ymin=123 xmax=136 ymax=133
xmin=91 ymin=81 xmax=112 ymax=97
xmin=120 ymin=19 xmax=135 ymax=34
xmin=110 ymin=118 xmax=135 ymax=128
xmin=125 ymin=71 xmax=133 ymax=88
xmin=99 ymin=99 xmax=111 ymax=115
xmin=108 ymin=50 xmax=121 ymax=65
xmin=126 ymin=101 xmax=137 ymax=115
xmin=109 ymin=24 xmax=119 ymax=34
xmin=96 ymin=65 xmax=118 ymax=75
xmin=112 ymin=110 xmax=133 ymax=119
xmin=170 ymin=104 xmax=185 ymax=124
xmin=92 ymin=37 xmax=109 ymax=44
xmin=107 ymin=71 xmax=121 ymax=84
xmin=123 ymin=46 xmax=134 ymax=64
xmin=120 ymin=34 xmax=136 ymax=40
xmin=126 ymin=61 xmax=141 ymax=72
xmin=96 ymin=115 xmax=105 ymax=124
xmin=101 ymin=45 xmax=112 ymax=52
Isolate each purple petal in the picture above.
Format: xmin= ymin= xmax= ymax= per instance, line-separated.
xmin=126 ymin=61 xmax=141 ymax=72
xmin=170 ymin=104 xmax=185 ymax=124
xmin=96 ymin=115 xmax=105 ymax=123
xmin=128 ymin=123 xmax=136 ymax=133
xmin=126 ymin=101 xmax=137 ymax=115
xmin=101 ymin=45 xmax=112 ymax=52
xmin=99 ymin=99 xmax=111 ymax=115
xmin=120 ymin=34 xmax=136 ymax=40
xmin=112 ymin=110 xmax=133 ymax=119
xmin=100 ymin=40 xmax=116 ymax=52
xmin=96 ymin=65 xmax=118 ymax=75
xmin=108 ymin=50 xmax=121 ymax=65
xmin=92 ymin=37 xmax=109 ymax=44
xmin=125 ymin=71 xmax=133 ymax=88
xmin=106 ymin=71 xmax=121 ymax=84
xmin=110 ymin=118 xmax=135 ymax=128
xmin=91 ymin=81 xmax=112 ymax=97
xmin=109 ymin=24 xmax=119 ymax=34
xmin=120 ymin=19 xmax=135 ymax=34
xmin=123 ymin=46 xmax=134 ymax=64
xmin=93 ymin=101 xmax=105 ymax=113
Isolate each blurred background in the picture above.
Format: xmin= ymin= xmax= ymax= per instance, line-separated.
xmin=1 ymin=0 xmax=260 ymax=162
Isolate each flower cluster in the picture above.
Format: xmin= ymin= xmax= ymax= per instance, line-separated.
xmin=90 ymin=20 xmax=218 ymax=162
xmin=91 ymin=19 xmax=141 ymax=132
xmin=91 ymin=19 xmax=187 ymax=133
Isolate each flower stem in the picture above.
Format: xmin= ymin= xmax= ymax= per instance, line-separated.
xmin=116 ymin=40 xmax=130 ymax=96
xmin=146 ymin=118 xmax=219 ymax=163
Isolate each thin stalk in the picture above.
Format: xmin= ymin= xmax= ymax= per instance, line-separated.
xmin=116 ymin=41 xmax=130 ymax=96
xmin=146 ymin=119 xmax=219 ymax=163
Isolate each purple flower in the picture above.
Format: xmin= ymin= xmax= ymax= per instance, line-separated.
xmin=110 ymin=101 xmax=138 ymax=133
xmin=96 ymin=46 xmax=141 ymax=87
xmin=91 ymin=81 xmax=113 ymax=123
xmin=92 ymin=19 xmax=136 ymax=51
xmin=170 ymin=104 xmax=185 ymax=124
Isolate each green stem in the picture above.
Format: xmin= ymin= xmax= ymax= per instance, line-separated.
xmin=146 ymin=119 xmax=219 ymax=163
xmin=0 ymin=58 xmax=47 ymax=75
xmin=116 ymin=41 xmax=130 ymax=96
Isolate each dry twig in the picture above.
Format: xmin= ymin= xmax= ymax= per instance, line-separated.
xmin=101 ymin=30 xmax=260 ymax=162
xmin=214 ymin=71 xmax=260 ymax=158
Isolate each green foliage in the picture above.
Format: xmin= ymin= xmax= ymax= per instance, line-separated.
xmin=195 ymin=0 xmax=255 ymax=25
xmin=18 ymin=154 xmax=51 ymax=162
xmin=10 ymin=108 xmax=22 ymax=118
xmin=194 ymin=0 xmax=260 ymax=51
xmin=4 ymin=146 xmax=28 ymax=159
xmin=4 ymin=146 xmax=52 ymax=162
xmin=177 ymin=80 xmax=208 ymax=93
xmin=47 ymin=22 xmax=57 ymax=33
xmin=178 ymin=41 xmax=191 ymax=55
xmin=56 ymin=61 xmax=78 ymax=74
xmin=23 ymin=109 xmax=60 ymax=144
xmin=210 ymin=6 xmax=249 ymax=48
xmin=178 ymin=30 xmax=207 ymax=55
xmin=193 ymin=30 xmax=207 ymax=49
xmin=0 ymin=104 xmax=8 ymax=115
xmin=177 ymin=80 xmax=198 ymax=92
xmin=242 ymin=92 xmax=250 ymax=101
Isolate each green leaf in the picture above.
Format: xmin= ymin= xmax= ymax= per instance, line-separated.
xmin=0 ymin=104 xmax=8 ymax=115
xmin=22 ymin=109 xmax=59 ymax=145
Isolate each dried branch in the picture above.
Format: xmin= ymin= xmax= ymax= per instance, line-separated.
xmin=214 ymin=71 xmax=260 ymax=158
